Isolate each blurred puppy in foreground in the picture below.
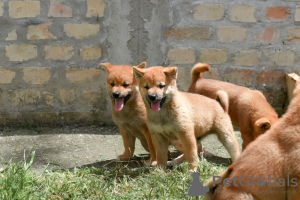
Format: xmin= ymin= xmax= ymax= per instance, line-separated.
xmin=133 ymin=64 xmax=240 ymax=171
xmin=189 ymin=63 xmax=278 ymax=149
xmin=205 ymin=78 xmax=300 ymax=200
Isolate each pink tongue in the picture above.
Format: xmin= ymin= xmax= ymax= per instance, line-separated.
xmin=114 ymin=98 xmax=124 ymax=111
xmin=151 ymin=101 xmax=161 ymax=112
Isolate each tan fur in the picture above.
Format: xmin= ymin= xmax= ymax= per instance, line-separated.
xmin=189 ymin=63 xmax=279 ymax=149
xmin=205 ymin=80 xmax=300 ymax=200
xmin=100 ymin=62 xmax=156 ymax=164
xmin=133 ymin=64 xmax=240 ymax=171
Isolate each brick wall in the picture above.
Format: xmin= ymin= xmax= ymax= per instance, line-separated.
xmin=0 ymin=0 xmax=298 ymax=126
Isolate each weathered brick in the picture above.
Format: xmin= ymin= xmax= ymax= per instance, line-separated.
xmin=0 ymin=2 xmax=4 ymax=17
xmin=256 ymin=28 xmax=279 ymax=44
xmin=6 ymin=44 xmax=37 ymax=62
xmin=86 ymin=0 xmax=106 ymax=18
xmin=5 ymin=29 xmax=17 ymax=41
xmin=80 ymin=47 xmax=101 ymax=60
xmin=167 ymin=49 xmax=195 ymax=65
xmin=202 ymin=68 xmax=221 ymax=80
xmin=0 ymin=68 xmax=16 ymax=84
xmin=284 ymin=28 xmax=300 ymax=44
xmin=177 ymin=67 xmax=191 ymax=91
xmin=294 ymin=5 xmax=300 ymax=23
xmin=45 ymin=95 xmax=55 ymax=107
xmin=229 ymin=5 xmax=256 ymax=22
xmin=194 ymin=4 xmax=224 ymax=21
xmin=164 ymin=27 xmax=211 ymax=40
xmin=200 ymin=49 xmax=227 ymax=64
xmin=82 ymin=91 xmax=102 ymax=107
xmin=9 ymin=1 xmax=40 ymax=18
xmin=27 ymin=23 xmax=57 ymax=40
xmin=64 ymin=24 xmax=100 ymax=39
xmin=66 ymin=68 xmax=103 ymax=83
xmin=257 ymin=70 xmax=285 ymax=86
xmin=9 ymin=90 xmax=41 ymax=107
xmin=48 ymin=1 xmax=72 ymax=18
xmin=59 ymin=89 xmax=75 ymax=105
xmin=22 ymin=67 xmax=51 ymax=84
xmin=261 ymin=89 xmax=286 ymax=108
xmin=224 ymin=70 xmax=254 ymax=87
xmin=45 ymin=45 xmax=74 ymax=61
xmin=234 ymin=50 xmax=259 ymax=67
xmin=266 ymin=7 xmax=290 ymax=21
xmin=217 ymin=27 xmax=246 ymax=43
xmin=271 ymin=50 xmax=294 ymax=66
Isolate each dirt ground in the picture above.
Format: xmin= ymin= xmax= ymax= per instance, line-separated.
xmin=0 ymin=126 xmax=242 ymax=173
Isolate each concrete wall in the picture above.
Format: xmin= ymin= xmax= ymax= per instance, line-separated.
xmin=0 ymin=0 xmax=299 ymax=126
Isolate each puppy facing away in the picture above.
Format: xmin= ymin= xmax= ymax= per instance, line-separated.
xmin=100 ymin=62 xmax=156 ymax=164
xmin=133 ymin=64 xmax=240 ymax=171
xmin=188 ymin=63 xmax=278 ymax=149
xmin=205 ymin=80 xmax=300 ymax=200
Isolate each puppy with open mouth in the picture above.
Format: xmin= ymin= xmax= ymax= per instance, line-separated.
xmin=100 ymin=62 xmax=157 ymax=164
xmin=133 ymin=64 xmax=240 ymax=171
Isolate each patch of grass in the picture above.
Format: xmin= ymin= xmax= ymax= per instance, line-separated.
xmin=0 ymin=154 xmax=227 ymax=199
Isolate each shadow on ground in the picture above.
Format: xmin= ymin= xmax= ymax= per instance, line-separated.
xmin=0 ymin=126 xmax=239 ymax=173
xmin=75 ymin=151 xmax=231 ymax=171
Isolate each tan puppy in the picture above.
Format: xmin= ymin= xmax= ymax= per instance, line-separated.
xmin=188 ymin=63 xmax=278 ymax=149
xmin=205 ymin=80 xmax=300 ymax=200
xmin=100 ymin=62 xmax=156 ymax=164
xmin=133 ymin=64 xmax=240 ymax=171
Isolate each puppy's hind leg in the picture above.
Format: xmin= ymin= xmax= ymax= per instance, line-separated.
xmin=215 ymin=117 xmax=240 ymax=162
xmin=117 ymin=128 xmax=136 ymax=161
xmin=177 ymin=129 xmax=199 ymax=171
xmin=216 ymin=128 xmax=240 ymax=162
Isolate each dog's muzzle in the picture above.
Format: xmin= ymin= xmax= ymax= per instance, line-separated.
xmin=147 ymin=94 xmax=166 ymax=112
xmin=112 ymin=92 xmax=131 ymax=111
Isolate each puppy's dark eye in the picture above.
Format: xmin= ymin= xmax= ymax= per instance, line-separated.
xmin=159 ymin=84 xmax=165 ymax=89
xmin=110 ymin=82 xmax=115 ymax=87
xmin=144 ymin=85 xmax=149 ymax=90
xmin=123 ymin=83 xmax=129 ymax=87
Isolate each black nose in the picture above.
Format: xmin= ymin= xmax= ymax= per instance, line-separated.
xmin=148 ymin=94 xmax=157 ymax=101
xmin=113 ymin=92 xmax=120 ymax=98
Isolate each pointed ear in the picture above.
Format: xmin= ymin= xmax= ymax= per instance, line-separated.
xmin=135 ymin=62 xmax=147 ymax=69
xmin=133 ymin=66 xmax=145 ymax=80
xmin=163 ymin=66 xmax=178 ymax=79
xmin=99 ymin=63 xmax=113 ymax=73
xmin=254 ymin=118 xmax=271 ymax=133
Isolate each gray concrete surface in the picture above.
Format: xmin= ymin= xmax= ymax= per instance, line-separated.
xmin=0 ymin=126 xmax=242 ymax=173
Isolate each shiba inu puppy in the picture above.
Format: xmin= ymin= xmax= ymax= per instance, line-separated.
xmin=100 ymin=62 xmax=156 ymax=164
xmin=189 ymin=63 xmax=278 ymax=149
xmin=205 ymin=79 xmax=300 ymax=200
xmin=133 ymin=64 xmax=240 ymax=171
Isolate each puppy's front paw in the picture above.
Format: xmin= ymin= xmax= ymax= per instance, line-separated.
xmin=151 ymin=161 xmax=157 ymax=167
xmin=143 ymin=158 xmax=156 ymax=166
xmin=116 ymin=154 xmax=131 ymax=161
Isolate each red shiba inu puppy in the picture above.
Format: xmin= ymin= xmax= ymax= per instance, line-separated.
xmin=205 ymin=79 xmax=300 ymax=200
xmin=133 ymin=64 xmax=240 ymax=171
xmin=189 ymin=63 xmax=278 ymax=149
xmin=100 ymin=62 xmax=156 ymax=164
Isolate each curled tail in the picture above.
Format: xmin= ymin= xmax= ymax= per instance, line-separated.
xmin=216 ymin=90 xmax=229 ymax=113
xmin=191 ymin=63 xmax=210 ymax=84
xmin=204 ymin=165 xmax=234 ymax=200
